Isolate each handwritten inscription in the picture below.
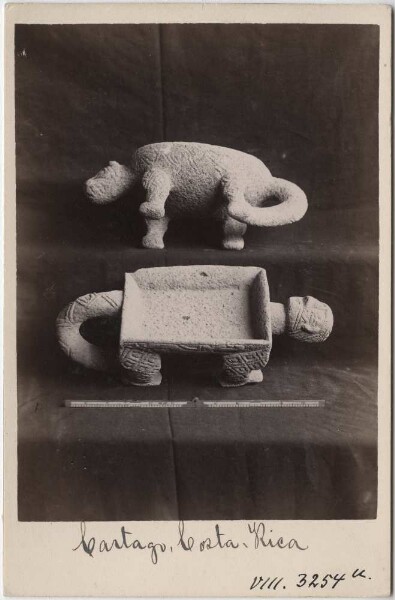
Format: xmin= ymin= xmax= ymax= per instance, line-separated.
xmin=72 ymin=521 xmax=373 ymax=592
xmin=247 ymin=521 xmax=308 ymax=550
xmin=250 ymin=568 xmax=371 ymax=591
xmin=73 ymin=520 xmax=307 ymax=564
xmin=73 ymin=522 xmax=166 ymax=564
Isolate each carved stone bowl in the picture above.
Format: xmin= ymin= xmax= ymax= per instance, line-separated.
xmin=56 ymin=265 xmax=333 ymax=387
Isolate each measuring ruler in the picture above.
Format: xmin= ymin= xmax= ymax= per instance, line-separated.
xmin=205 ymin=400 xmax=325 ymax=408
xmin=65 ymin=399 xmax=325 ymax=408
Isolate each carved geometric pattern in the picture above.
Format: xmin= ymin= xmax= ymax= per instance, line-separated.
xmin=126 ymin=341 xmax=265 ymax=353
xmin=287 ymin=296 xmax=333 ymax=343
xmin=222 ymin=348 xmax=271 ymax=385
xmin=56 ymin=290 xmax=123 ymax=371
xmin=120 ymin=348 xmax=161 ymax=384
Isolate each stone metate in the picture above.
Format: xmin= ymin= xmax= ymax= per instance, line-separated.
xmin=56 ymin=266 xmax=333 ymax=387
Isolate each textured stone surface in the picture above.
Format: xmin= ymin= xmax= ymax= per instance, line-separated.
xmin=56 ymin=291 xmax=123 ymax=371
xmin=220 ymin=349 xmax=271 ymax=387
xmin=56 ymin=265 xmax=333 ymax=387
xmin=85 ymin=142 xmax=308 ymax=249
xmin=17 ymin=24 xmax=377 ymax=521
xmin=287 ymin=296 xmax=333 ymax=342
xmin=120 ymin=347 xmax=162 ymax=386
xmin=121 ymin=265 xmax=269 ymax=346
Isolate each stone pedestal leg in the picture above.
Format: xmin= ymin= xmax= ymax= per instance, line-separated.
xmin=142 ymin=216 xmax=170 ymax=249
xmin=120 ymin=348 xmax=162 ymax=386
xmin=218 ymin=349 xmax=270 ymax=387
xmin=222 ymin=216 xmax=247 ymax=250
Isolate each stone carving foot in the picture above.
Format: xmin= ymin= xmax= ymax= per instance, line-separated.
xmin=222 ymin=217 xmax=247 ymax=250
xmin=121 ymin=370 xmax=162 ymax=386
xmin=142 ymin=216 xmax=169 ymax=249
xmin=247 ymin=369 xmax=263 ymax=383
xmin=219 ymin=349 xmax=269 ymax=387
xmin=120 ymin=348 xmax=162 ymax=386
xmin=218 ymin=369 xmax=263 ymax=387
xmin=142 ymin=234 xmax=165 ymax=249
xmin=222 ymin=237 xmax=245 ymax=250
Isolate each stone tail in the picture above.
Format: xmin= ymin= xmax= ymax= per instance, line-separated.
xmin=229 ymin=177 xmax=308 ymax=227
xmin=56 ymin=290 xmax=124 ymax=371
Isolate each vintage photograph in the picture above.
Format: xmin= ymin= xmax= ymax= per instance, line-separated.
xmin=16 ymin=21 xmax=379 ymax=522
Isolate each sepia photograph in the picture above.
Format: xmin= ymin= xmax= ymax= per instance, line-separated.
xmin=15 ymin=19 xmax=381 ymax=524
xmin=4 ymin=3 xmax=392 ymax=597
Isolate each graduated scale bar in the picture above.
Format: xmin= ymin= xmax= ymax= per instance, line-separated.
xmin=65 ymin=399 xmax=325 ymax=409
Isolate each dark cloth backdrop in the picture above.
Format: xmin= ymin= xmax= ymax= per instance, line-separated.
xmin=16 ymin=24 xmax=378 ymax=520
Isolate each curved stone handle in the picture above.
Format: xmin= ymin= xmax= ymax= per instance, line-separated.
xmin=271 ymin=296 xmax=333 ymax=342
xmin=56 ymin=290 xmax=124 ymax=371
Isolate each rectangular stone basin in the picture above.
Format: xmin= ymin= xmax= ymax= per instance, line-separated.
xmin=120 ymin=265 xmax=272 ymax=353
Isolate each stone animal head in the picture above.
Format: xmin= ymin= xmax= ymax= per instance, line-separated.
xmin=287 ymin=296 xmax=333 ymax=343
xmin=84 ymin=161 xmax=134 ymax=204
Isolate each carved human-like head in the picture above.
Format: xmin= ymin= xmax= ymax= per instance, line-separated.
xmin=287 ymin=296 xmax=334 ymax=343
xmin=84 ymin=161 xmax=133 ymax=204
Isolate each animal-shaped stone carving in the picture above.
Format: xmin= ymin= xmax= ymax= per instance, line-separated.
xmin=57 ymin=266 xmax=333 ymax=387
xmin=85 ymin=142 xmax=308 ymax=250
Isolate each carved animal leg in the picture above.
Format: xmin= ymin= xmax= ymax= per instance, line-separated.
xmin=139 ymin=168 xmax=172 ymax=220
xmin=222 ymin=216 xmax=247 ymax=250
xmin=120 ymin=348 xmax=162 ymax=386
xmin=221 ymin=175 xmax=251 ymax=224
xmin=218 ymin=350 xmax=269 ymax=387
xmin=142 ymin=216 xmax=170 ymax=249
